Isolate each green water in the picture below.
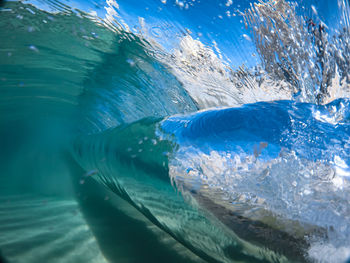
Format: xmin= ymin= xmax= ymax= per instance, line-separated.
xmin=2 ymin=0 xmax=349 ymax=262
xmin=0 ymin=2 xmax=203 ymax=262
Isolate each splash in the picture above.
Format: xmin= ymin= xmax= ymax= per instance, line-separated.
xmin=244 ymin=0 xmax=350 ymax=104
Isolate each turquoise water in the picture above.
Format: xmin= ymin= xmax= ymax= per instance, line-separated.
xmin=1 ymin=0 xmax=350 ymax=262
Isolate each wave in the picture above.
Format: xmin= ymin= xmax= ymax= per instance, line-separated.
xmin=1 ymin=0 xmax=350 ymax=262
xmin=2 ymin=0 xmax=350 ymax=131
xmin=73 ymin=98 xmax=350 ymax=262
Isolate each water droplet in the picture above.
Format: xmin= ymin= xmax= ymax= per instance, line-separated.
xmin=176 ymin=0 xmax=184 ymax=8
xmin=126 ymin=58 xmax=135 ymax=66
xmin=225 ymin=0 xmax=232 ymax=7
xmin=243 ymin=34 xmax=251 ymax=41
xmin=29 ymin=45 xmax=39 ymax=52
xmin=311 ymin=5 xmax=317 ymax=16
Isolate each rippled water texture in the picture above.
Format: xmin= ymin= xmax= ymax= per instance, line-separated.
xmin=1 ymin=0 xmax=350 ymax=262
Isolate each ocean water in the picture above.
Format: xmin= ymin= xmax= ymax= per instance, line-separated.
xmin=1 ymin=0 xmax=350 ymax=262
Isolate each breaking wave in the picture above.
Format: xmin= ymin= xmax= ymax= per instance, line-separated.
xmin=1 ymin=0 xmax=350 ymax=262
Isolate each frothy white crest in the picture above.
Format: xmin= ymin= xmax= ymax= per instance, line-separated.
xmin=169 ymin=146 xmax=350 ymax=261
xmin=87 ymin=0 xmax=350 ymax=109
xmin=165 ymin=35 xmax=292 ymax=108
xmin=102 ymin=0 xmax=131 ymax=32
xmin=308 ymin=242 xmax=350 ymax=263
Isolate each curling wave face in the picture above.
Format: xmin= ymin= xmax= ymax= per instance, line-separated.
xmin=73 ymin=98 xmax=350 ymax=262
xmin=1 ymin=0 xmax=350 ymax=262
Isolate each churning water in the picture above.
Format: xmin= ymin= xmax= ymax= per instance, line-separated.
xmin=1 ymin=0 xmax=350 ymax=262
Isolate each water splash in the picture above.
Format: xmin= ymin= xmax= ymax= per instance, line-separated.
xmin=164 ymin=99 xmax=350 ymax=262
xmin=244 ymin=0 xmax=350 ymax=104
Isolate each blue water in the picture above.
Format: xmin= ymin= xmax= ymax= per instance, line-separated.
xmin=163 ymin=99 xmax=350 ymax=161
xmin=1 ymin=0 xmax=350 ymax=262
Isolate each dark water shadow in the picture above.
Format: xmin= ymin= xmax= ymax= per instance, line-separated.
xmin=0 ymin=250 xmax=8 ymax=263
xmin=68 ymin=157 xmax=204 ymax=263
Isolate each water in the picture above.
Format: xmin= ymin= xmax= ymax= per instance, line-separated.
xmin=1 ymin=0 xmax=350 ymax=262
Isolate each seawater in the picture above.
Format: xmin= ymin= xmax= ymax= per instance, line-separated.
xmin=1 ymin=0 xmax=350 ymax=262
